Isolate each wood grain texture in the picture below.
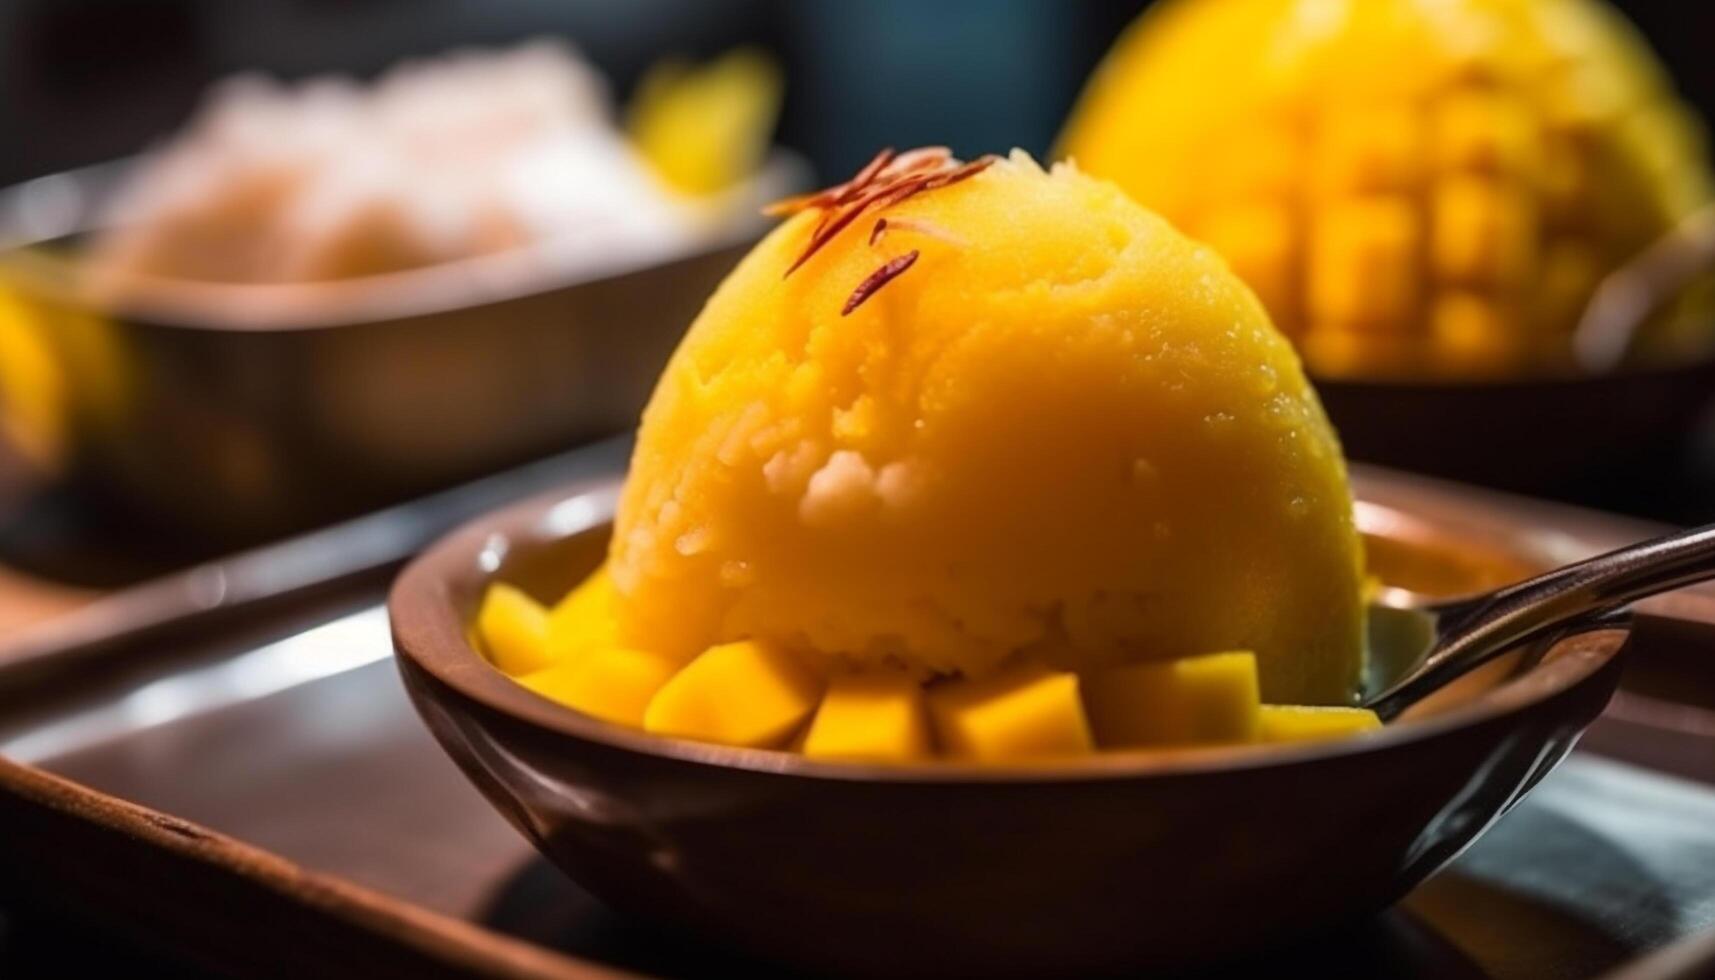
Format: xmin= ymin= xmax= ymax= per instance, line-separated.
xmin=0 ymin=753 xmax=628 ymax=979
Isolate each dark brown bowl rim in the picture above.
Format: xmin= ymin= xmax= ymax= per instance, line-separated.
xmin=388 ymin=481 xmax=1628 ymax=785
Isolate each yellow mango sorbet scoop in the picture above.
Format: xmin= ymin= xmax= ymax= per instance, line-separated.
xmin=473 ymin=148 xmax=1379 ymax=761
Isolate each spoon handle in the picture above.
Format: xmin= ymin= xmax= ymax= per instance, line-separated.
xmin=1370 ymin=522 xmax=1715 ymax=717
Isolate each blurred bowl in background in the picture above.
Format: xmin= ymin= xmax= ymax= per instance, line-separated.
xmin=1057 ymin=0 xmax=1715 ymax=504
xmin=1316 ymin=359 xmax=1715 ymax=497
xmin=0 ymin=153 xmax=805 ymax=544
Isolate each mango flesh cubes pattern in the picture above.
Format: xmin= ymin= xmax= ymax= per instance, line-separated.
xmin=643 ymin=640 xmax=824 ymax=748
xmin=1308 ymin=198 xmax=1420 ymax=330
xmin=1061 ymin=0 xmax=1714 ymax=378
xmin=803 ymin=671 xmax=931 ymax=762
xmin=927 ymin=666 xmax=1094 ymax=761
xmin=1081 ymin=651 xmax=1262 ymax=748
xmin=1258 ymin=705 xmax=1383 ymax=743
xmin=476 ymin=583 xmax=555 ymax=676
xmin=519 ymin=647 xmax=683 ymax=728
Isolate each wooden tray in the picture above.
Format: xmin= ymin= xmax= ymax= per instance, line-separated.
xmin=0 ymin=465 xmax=1713 ymax=979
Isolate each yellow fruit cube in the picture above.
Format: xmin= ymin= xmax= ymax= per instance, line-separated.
xmin=1434 ymin=91 xmax=1540 ymax=177
xmin=1081 ymin=651 xmax=1261 ymax=748
xmin=927 ymin=666 xmax=1093 ymax=761
xmin=1313 ymin=106 xmax=1424 ymax=195
xmin=1258 ymin=705 xmax=1382 ymax=742
xmin=476 ymin=583 xmax=554 ymax=676
xmin=644 ymin=640 xmax=823 ymax=748
xmin=627 ymin=48 xmax=782 ymax=195
xmin=519 ymin=647 xmax=683 ymax=728
xmin=1432 ymin=292 xmax=1523 ymax=377
xmin=802 ymin=671 xmax=931 ymax=762
xmin=1196 ymin=204 xmax=1297 ymax=332
xmin=1308 ymin=197 xmax=1420 ymax=327
xmin=1535 ymin=240 xmax=1601 ymax=334
xmin=1432 ymin=177 xmax=1537 ymax=288
xmin=1539 ymin=137 xmax=1591 ymax=226
xmin=547 ymin=565 xmax=620 ymax=662
xmin=1299 ymin=325 xmax=1428 ymax=379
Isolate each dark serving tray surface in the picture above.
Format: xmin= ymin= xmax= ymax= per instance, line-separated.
xmin=1 ymin=470 xmax=1714 ymax=978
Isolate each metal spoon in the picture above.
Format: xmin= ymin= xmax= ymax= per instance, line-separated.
xmin=1365 ymin=521 xmax=1715 ymax=719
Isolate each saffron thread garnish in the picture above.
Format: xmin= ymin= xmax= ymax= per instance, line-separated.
xmin=842 ymin=250 xmax=919 ymax=316
xmin=765 ymin=147 xmax=999 ymax=292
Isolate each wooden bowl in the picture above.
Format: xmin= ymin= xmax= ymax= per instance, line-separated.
xmin=388 ymin=478 xmax=1627 ymax=976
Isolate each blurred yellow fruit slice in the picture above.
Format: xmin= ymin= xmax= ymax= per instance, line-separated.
xmin=476 ymin=583 xmax=554 ymax=676
xmin=1081 ymin=651 xmax=1262 ymax=748
xmin=628 ymin=47 xmax=783 ymax=196
xmin=521 ymin=647 xmax=682 ymax=728
xmin=803 ymin=671 xmax=931 ymax=762
xmin=1258 ymin=705 xmax=1382 ymax=743
xmin=644 ymin=639 xmax=823 ymax=747
xmin=0 ymin=284 xmax=67 ymax=469
xmin=927 ymin=666 xmax=1094 ymax=761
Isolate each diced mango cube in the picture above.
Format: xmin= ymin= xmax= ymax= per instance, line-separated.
xmin=1535 ymin=240 xmax=1601 ymax=334
xmin=476 ymin=583 xmax=554 ymax=676
xmin=1540 ymin=137 xmax=1591 ymax=226
xmin=1308 ymin=197 xmax=1420 ymax=327
xmin=644 ymin=640 xmax=823 ymax=748
xmin=802 ymin=671 xmax=931 ymax=762
xmin=1432 ymin=177 xmax=1537 ymax=288
xmin=1434 ymin=91 xmax=1540 ymax=177
xmin=927 ymin=666 xmax=1093 ymax=761
xmin=1081 ymin=650 xmax=1261 ymax=748
xmin=1432 ymin=292 xmax=1523 ymax=377
xmin=1196 ymin=203 xmax=1297 ymax=333
xmin=1258 ymin=705 xmax=1382 ymax=743
xmin=1299 ymin=326 xmax=1428 ymax=379
xmin=547 ymin=564 xmax=619 ymax=662
xmin=1313 ymin=106 xmax=1424 ymax=195
xmin=519 ymin=647 xmax=683 ymax=728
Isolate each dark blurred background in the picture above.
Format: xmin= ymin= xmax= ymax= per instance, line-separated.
xmin=6 ymin=0 xmax=1701 ymax=190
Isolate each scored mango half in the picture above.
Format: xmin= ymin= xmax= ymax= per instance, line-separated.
xmin=1061 ymin=0 xmax=1714 ymax=377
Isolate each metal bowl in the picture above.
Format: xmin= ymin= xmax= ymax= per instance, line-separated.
xmin=0 ymin=158 xmax=801 ymax=544
xmin=389 ymin=476 xmax=1627 ymax=976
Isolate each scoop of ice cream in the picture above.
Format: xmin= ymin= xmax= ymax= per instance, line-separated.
xmin=609 ymin=151 xmax=1364 ymax=704
xmin=1059 ymin=0 xmax=1713 ymax=376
